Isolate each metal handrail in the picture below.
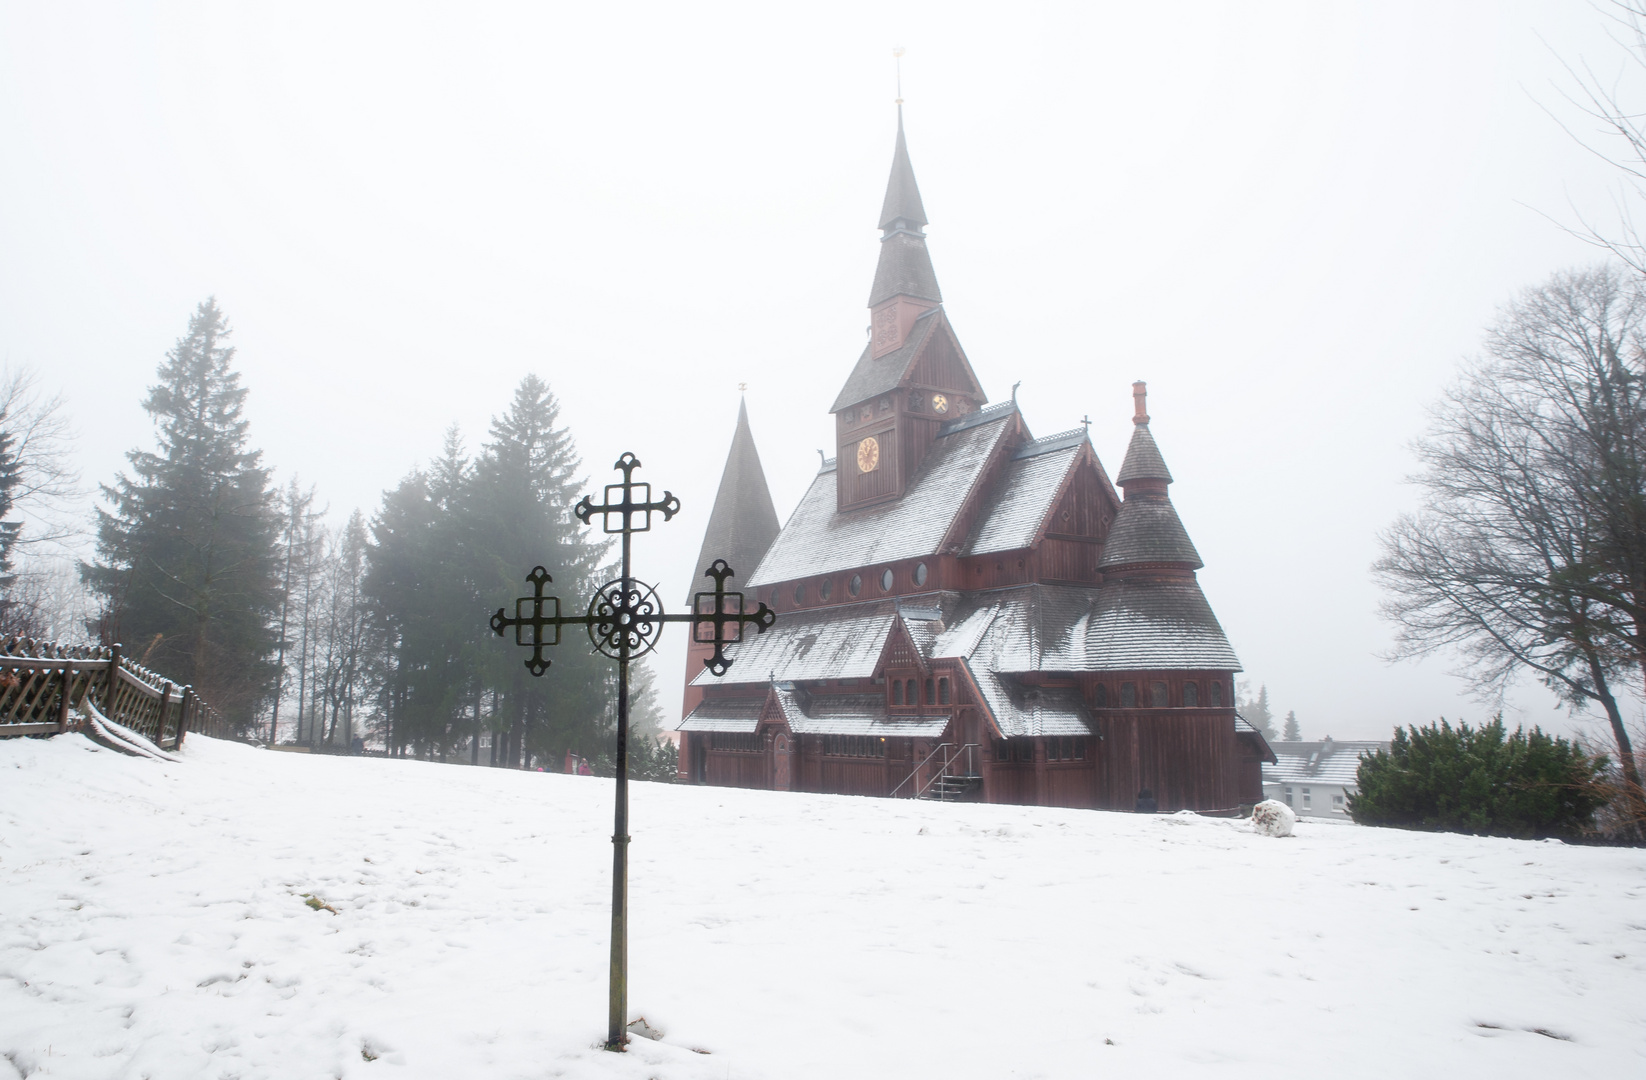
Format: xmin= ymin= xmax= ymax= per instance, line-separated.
xmin=892 ymin=741 xmax=983 ymax=800
xmin=892 ymin=741 xmax=954 ymax=798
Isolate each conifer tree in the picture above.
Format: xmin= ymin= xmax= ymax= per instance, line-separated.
xmin=1282 ymin=710 xmax=1301 ymax=741
xmin=1239 ymin=682 xmax=1276 ymax=740
xmin=84 ymin=299 xmax=280 ymax=727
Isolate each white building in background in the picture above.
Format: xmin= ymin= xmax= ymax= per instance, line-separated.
xmin=1261 ymin=738 xmax=1388 ymax=821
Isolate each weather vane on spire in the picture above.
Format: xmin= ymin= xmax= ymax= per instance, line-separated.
xmin=893 ymin=46 xmax=905 ymax=105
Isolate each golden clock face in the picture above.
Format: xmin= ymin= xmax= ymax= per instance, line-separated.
xmin=857 ymin=436 xmax=880 ymax=473
xmin=932 ymin=394 xmax=949 ymax=413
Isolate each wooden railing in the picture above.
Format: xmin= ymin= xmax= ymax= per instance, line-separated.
xmin=0 ymin=637 xmax=229 ymax=750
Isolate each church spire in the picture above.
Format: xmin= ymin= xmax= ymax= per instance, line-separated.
xmin=869 ymin=107 xmax=941 ymax=310
xmin=688 ymin=396 xmax=780 ymax=603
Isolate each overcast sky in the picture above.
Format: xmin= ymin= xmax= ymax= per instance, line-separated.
xmin=3 ymin=1 xmax=1643 ymax=742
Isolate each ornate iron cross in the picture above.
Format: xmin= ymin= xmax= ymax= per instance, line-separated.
xmin=488 ymin=451 xmax=774 ymax=1052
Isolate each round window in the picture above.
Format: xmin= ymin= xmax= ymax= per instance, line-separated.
xmin=848 ymin=574 xmax=862 ymax=597
xmin=793 ymin=582 xmax=805 ymax=605
xmin=880 ymin=568 xmax=895 ymax=592
xmin=913 ymin=562 xmax=928 ymax=587
xmin=819 ymin=578 xmax=833 ymax=601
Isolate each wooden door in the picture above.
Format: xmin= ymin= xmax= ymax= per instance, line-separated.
xmin=772 ymin=732 xmax=792 ymax=791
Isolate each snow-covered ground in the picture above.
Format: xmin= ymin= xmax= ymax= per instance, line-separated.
xmin=3 ymin=734 xmax=1643 ymax=1079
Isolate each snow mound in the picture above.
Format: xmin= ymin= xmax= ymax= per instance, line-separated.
xmin=1250 ymin=798 xmax=1297 ymax=837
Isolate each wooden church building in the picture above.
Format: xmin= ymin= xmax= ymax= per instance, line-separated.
xmin=675 ymin=111 xmax=1272 ymax=812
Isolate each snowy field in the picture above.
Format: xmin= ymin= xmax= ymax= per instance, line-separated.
xmin=3 ymin=735 xmax=1644 ymax=1080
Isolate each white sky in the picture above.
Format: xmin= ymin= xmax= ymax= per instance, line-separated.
xmin=2 ymin=1 xmax=1641 ymax=743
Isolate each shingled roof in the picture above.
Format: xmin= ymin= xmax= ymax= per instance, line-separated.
xmin=830 ymin=305 xmax=946 ymax=414
xmin=1115 ymin=422 xmax=1173 ymax=485
xmin=1098 ymin=495 xmax=1203 ymax=570
xmin=749 ymin=403 xmax=1017 ymax=585
xmin=879 ymin=106 xmax=928 ymax=230
xmin=687 ymin=398 xmax=780 ymax=603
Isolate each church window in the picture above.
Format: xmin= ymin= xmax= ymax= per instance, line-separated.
xmin=1120 ymin=682 xmax=1137 ymax=708
xmin=1210 ymin=681 xmax=1223 ymax=707
xmin=824 ymin=735 xmax=884 ymax=758
xmin=819 ymin=578 xmax=833 ymax=602
xmin=1094 ymin=683 xmax=1108 ymax=707
xmin=892 ymin=680 xmax=903 ymax=706
xmin=793 ymin=582 xmax=806 ymax=605
xmin=1014 ymin=740 xmax=1035 ymax=764
xmin=938 ymin=678 xmax=951 ymax=705
xmin=913 ymin=562 xmax=928 ymax=587
xmin=880 ymin=568 xmax=894 ymax=592
xmin=924 ymin=678 xmax=935 ymax=705
xmin=1151 ymin=682 xmax=1169 ymax=708
xmin=905 ymin=678 xmax=917 ymax=705
xmin=849 ymin=574 xmax=862 ymax=597
xmin=1183 ymin=682 xmax=1199 ymax=707
xmin=996 ymin=740 xmax=1010 ymax=762
xmin=710 ymin=732 xmax=760 ymax=753
xmin=1046 ymin=737 xmax=1087 ymax=761
xmin=878 ymin=396 xmax=891 ymax=413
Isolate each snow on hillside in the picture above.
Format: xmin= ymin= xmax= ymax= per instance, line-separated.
xmin=2 ymin=735 xmax=1643 ymax=1079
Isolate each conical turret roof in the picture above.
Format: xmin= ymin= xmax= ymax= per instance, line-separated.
xmin=688 ymin=399 xmax=781 ymax=602
xmin=1098 ymin=496 xmax=1203 ymax=570
xmin=1115 ymin=423 xmax=1173 ymax=485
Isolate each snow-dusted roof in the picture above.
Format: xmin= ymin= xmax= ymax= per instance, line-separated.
xmin=773 ymin=686 xmax=949 ymax=737
xmin=967 ymin=666 xmax=1092 ymax=738
xmin=830 ymin=306 xmax=945 ymax=413
xmin=676 ymin=697 xmax=762 ymax=733
xmin=1098 ymin=494 xmax=1202 ymax=570
xmin=749 ymin=405 xmax=1016 ymax=585
xmin=1262 ymin=740 xmax=1388 ymax=786
xmin=689 ymin=601 xmax=899 ymax=686
xmin=961 ymin=437 xmax=1081 ymax=556
xmin=945 ymin=583 xmax=1240 ymax=674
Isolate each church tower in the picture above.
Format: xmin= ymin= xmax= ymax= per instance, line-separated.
xmin=830 ymin=108 xmax=986 ymax=512
xmin=1098 ymin=382 xmax=1204 ymax=579
xmin=681 ymin=397 xmax=780 ymax=720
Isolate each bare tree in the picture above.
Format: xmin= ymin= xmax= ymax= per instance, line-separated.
xmin=0 ymin=367 xmax=78 ymax=569
xmin=1375 ymin=265 xmax=1645 ymax=815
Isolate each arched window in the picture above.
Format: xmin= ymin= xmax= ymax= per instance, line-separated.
xmin=938 ymin=678 xmax=951 ymax=705
xmin=848 ymin=574 xmax=862 ymax=597
xmin=1094 ymin=683 xmax=1108 ymax=708
xmin=925 ymin=678 xmax=935 ymax=705
xmin=1151 ymin=681 xmax=1169 ymax=707
xmin=906 ymin=679 xmax=917 ymax=705
xmin=1209 ymin=681 xmax=1223 ymax=707
xmin=1120 ymin=682 xmax=1137 ymax=708
xmin=1183 ymin=682 xmax=1199 ymax=707
xmin=892 ymin=680 xmax=903 ymax=706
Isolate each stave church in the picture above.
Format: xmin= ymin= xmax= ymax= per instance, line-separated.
xmin=674 ymin=110 xmax=1272 ymax=812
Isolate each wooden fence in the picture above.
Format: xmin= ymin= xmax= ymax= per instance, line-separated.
xmin=0 ymin=637 xmax=230 ymax=750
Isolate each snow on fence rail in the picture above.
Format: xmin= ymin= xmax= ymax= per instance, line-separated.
xmin=0 ymin=637 xmax=230 ymax=749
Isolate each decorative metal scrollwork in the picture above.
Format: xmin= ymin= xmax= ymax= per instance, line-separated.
xmin=587 ymin=578 xmax=665 ymax=660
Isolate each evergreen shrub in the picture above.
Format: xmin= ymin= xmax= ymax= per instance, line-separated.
xmin=1350 ymin=717 xmax=1606 ymax=838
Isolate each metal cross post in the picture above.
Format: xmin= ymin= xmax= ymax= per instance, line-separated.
xmin=488 ymin=452 xmax=775 ymax=1051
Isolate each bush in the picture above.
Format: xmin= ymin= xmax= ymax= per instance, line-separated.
xmin=1350 ymin=717 xmax=1606 ymax=838
xmin=587 ymin=735 xmax=678 ymax=782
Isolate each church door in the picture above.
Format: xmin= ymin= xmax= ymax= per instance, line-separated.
xmin=691 ymin=736 xmax=707 ymax=783
xmin=772 ymin=732 xmax=792 ymax=791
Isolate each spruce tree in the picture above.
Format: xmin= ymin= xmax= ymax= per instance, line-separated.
xmin=1239 ymin=682 xmax=1276 ymax=740
xmin=1282 ymin=710 xmax=1301 ymax=741
xmin=84 ymin=298 xmax=280 ymax=728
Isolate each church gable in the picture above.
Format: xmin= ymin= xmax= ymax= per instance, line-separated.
xmin=874 ymin=615 xmax=930 ymax=679
xmin=904 ymin=315 xmax=982 ymax=403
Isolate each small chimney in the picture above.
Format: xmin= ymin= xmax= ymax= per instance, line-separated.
xmin=1132 ymin=380 xmax=1150 ymax=425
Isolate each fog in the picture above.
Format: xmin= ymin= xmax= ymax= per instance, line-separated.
xmin=1 ymin=1 xmax=1638 ymax=741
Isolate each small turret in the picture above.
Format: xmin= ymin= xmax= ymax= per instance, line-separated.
xmin=1100 ymin=382 xmax=1202 ymax=573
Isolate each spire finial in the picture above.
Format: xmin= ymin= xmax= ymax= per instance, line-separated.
xmin=738 ymin=382 xmax=747 ymax=393
xmin=893 ymin=46 xmax=905 ymax=106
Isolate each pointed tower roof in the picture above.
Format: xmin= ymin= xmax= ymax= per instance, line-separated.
xmin=878 ymin=106 xmax=928 ymax=229
xmin=1101 ymin=382 xmax=1201 ymax=571
xmin=868 ymin=108 xmax=942 ymax=308
xmin=1115 ymin=381 xmax=1173 ymax=484
xmin=688 ymin=398 xmax=781 ymax=602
